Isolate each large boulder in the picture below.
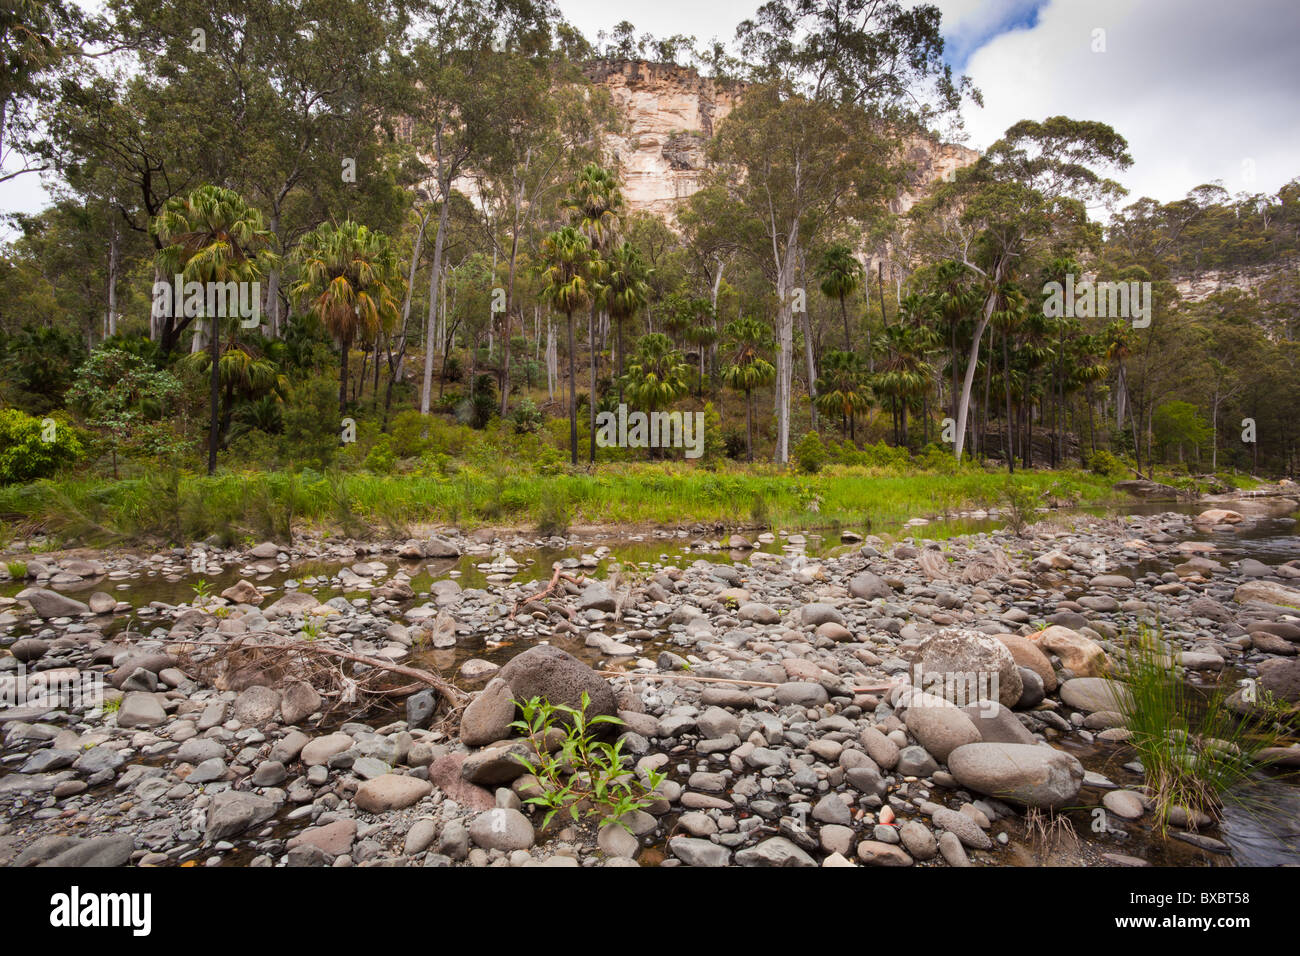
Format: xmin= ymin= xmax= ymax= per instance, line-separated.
xmin=909 ymin=628 xmax=1022 ymax=708
xmin=995 ymin=634 xmax=1058 ymax=693
xmin=1035 ymin=625 xmax=1107 ymax=677
xmin=899 ymin=691 xmax=982 ymax=761
xmin=1258 ymin=658 xmax=1300 ymax=703
xmin=947 ymin=743 xmax=1084 ymax=809
xmin=1059 ymin=677 xmax=1132 ymax=713
xmin=498 ymin=645 xmax=617 ymax=724
xmin=354 ymin=774 xmax=432 ymax=813
xmin=460 ymin=677 xmax=517 ymax=747
xmin=1234 ymin=580 xmax=1300 ymax=609
xmin=16 ymin=588 xmax=89 ymax=618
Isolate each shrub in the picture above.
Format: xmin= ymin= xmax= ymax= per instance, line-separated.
xmin=1086 ymin=449 xmax=1127 ymax=479
xmin=793 ymin=430 xmax=827 ymax=474
xmin=510 ymin=398 xmax=545 ymax=434
xmin=510 ymin=692 xmax=666 ymax=830
xmin=537 ymin=485 xmax=571 ymax=535
xmin=0 ymin=408 xmax=84 ymax=484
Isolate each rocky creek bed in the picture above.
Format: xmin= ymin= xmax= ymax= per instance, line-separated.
xmin=1 ymin=494 xmax=1298 ymax=868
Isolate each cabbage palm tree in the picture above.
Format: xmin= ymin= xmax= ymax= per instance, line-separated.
xmin=604 ymin=241 xmax=651 ymax=399
xmin=291 ymin=221 xmax=402 ymax=416
xmin=180 ymin=343 xmax=284 ymax=446
xmin=721 ymin=316 xmax=776 ymax=462
xmin=621 ymin=332 xmax=690 ymax=459
xmin=564 ymin=164 xmax=623 ymax=462
xmin=155 ymin=184 xmax=276 ymax=474
xmin=815 ymin=349 xmax=871 ymax=442
xmin=874 ymin=319 xmax=934 ymax=448
xmin=817 ymin=244 xmax=864 ymax=352
xmin=539 ymin=226 xmax=594 ymax=465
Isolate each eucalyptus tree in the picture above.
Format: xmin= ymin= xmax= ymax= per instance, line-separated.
xmin=412 ymin=0 xmax=563 ymax=416
xmin=154 ymin=185 xmax=276 ymax=474
xmin=914 ymin=116 xmax=1132 ymax=461
xmin=703 ymin=0 xmax=969 ymax=463
xmin=538 ymin=226 xmax=594 ymax=465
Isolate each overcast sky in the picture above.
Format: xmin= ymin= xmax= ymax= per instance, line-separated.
xmin=3 ymin=0 xmax=1298 ymax=230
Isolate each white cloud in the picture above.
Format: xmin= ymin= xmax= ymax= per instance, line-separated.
xmin=954 ymin=0 xmax=1300 ymax=205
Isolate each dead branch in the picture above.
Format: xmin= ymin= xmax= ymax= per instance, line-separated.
xmin=510 ymin=566 xmax=586 ymax=620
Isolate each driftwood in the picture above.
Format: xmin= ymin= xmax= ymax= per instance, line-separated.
xmin=510 ymin=565 xmax=587 ymax=620
xmin=597 ymin=670 xmax=898 ymax=695
xmin=175 ymin=638 xmax=468 ymax=720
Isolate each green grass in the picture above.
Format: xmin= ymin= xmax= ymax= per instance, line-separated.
xmin=1113 ymin=627 xmax=1293 ymax=831
xmin=5 ymin=560 xmax=27 ymax=579
xmin=0 ymin=463 xmax=1121 ymax=548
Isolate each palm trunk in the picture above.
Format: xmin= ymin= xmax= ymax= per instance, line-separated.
xmin=588 ymin=303 xmax=597 ymax=463
xmin=207 ymin=315 xmax=220 ymax=475
xmin=568 ymin=312 xmax=578 ymax=466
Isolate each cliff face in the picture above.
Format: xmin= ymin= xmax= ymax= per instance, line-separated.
xmin=584 ymin=60 xmax=741 ymax=217
xmin=585 ymin=59 xmax=979 ymax=221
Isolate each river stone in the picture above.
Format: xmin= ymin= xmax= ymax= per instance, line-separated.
xmin=428 ymin=753 xmax=496 ymax=810
xmin=962 ymin=701 xmax=1036 ymax=745
xmin=1060 ymin=677 xmax=1132 ymax=713
xmin=995 ymin=633 xmax=1058 ymax=692
xmin=221 ymin=579 xmax=263 ymax=605
xmin=467 ymin=808 xmax=534 ymax=851
xmin=461 ymin=677 xmax=518 ymax=747
xmin=9 ymin=638 xmax=49 ymax=662
xmin=1103 ymin=790 xmax=1147 ymax=819
xmin=902 ymin=692 xmax=982 ymax=761
xmin=738 ymin=602 xmax=780 ymax=624
xmin=1016 ymin=668 xmax=1045 ymax=708
xmin=578 ymin=582 xmax=617 ymax=612
xmin=801 ymin=603 xmax=845 ymax=627
xmin=18 ymin=835 xmax=135 ymax=868
xmin=460 ymin=741 xmax=531 ymax=786
xmin=1234 ymin=580 xmax=1300 ymax=608
xmin=1195 ymin=508 xmax=1243 ymax=525
xmin=859 ymin=726 xmax=900 ymax=770
xmin=670 ymin=837 xmax=731 ymax=867
xmin=301 ymin=732 xmax=353 ymax=766
xmin=233 ymin=685 xmax=281 ymax=726
xmin=597 ymin=822 xmax=640 ymax=859
xmin=498 ymin=645 xmax=617 ymax=726
xmin=774 ymin=682 xmax=828 ymax=707
xmin=117 ymin=692 xmax=167 ymax=729
xmin=279 ymin=680 xmax=321 ymax=725
xmin=1035 ymin=625 xmax=1107 ymax=678
xmin=736 ymin=836 xmax=817 ymax=867
xmin=947 ymin=743 xmax=1084 ymax=809
xmin=856 ymin=840 xmax=912 ymax=866
xmin=1258 ymin=658 xmax=1300 ymax=703
xmin=910 ymin=628 xmax=1022 ymax=708
xmin=288 ymin=818 xmax=356 ymax=857
xmin=176 ymin=737 xmax=226 ymax=765
xmin=899 ymin=820 xmax=937 ymax=860
xmin=88 ymin=592 xmax=117 ymax=614
xmin=355 ymin=774 xmax=432 ymax=813
xmin=264 ymin=590 xmax=321 ymax=618
xmin=849 ymin=572 xmax=892 ymax=600
xmin=17 ymin=588 xmax=89 ymax=618
xmin=206 ymin=791 xmax=278 ymax=840
xmin=932 ymin=807 xmax=992 ymax=850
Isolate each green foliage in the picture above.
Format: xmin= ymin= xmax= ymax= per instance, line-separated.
xmin=1086 ymin=449 xmax=1128 ymax=479
xmin=0 ymin=408 xmax=83 ymax=484
xmin=793 ymin=430 xmax=827 ymax=474
xmin=65 ymin=347 xmax=186 ymax=470
xmin=536 ymin=485 xmax=571 ymax=536
xmin=1115 ymin=627 xmax=1290 ymax=830
xmin=510 ymin=397 xmax=545 ymax=434
xmin=1001 ymin=479 xmax=1039 ymax=534
xmin=509 ymin=693 xmax=666 ymax=831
